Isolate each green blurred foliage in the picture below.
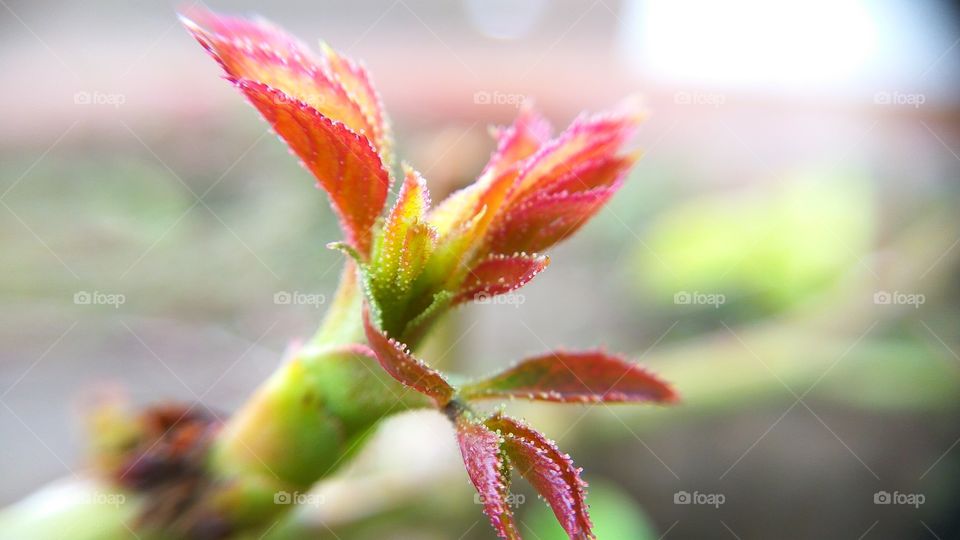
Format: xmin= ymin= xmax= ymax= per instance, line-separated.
xmin=637 ymin=170 xmax=874 ymax=312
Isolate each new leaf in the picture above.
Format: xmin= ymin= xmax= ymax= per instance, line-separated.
xmin=461 ymin=350 xmax=677 ymax=404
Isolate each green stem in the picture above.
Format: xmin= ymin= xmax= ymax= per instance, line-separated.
xmin=310 ymin=262 xmax=365 ymax=347
xmin=0 ymin=261 xmax=431 ymax=539
xmin=206 ymin=261 xmax=430 ymax=531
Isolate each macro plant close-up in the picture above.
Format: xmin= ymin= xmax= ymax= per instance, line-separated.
xmin=5 ymin=7 xmax=676 ymax=539
xmin=2 ymin=1 xmax=960 ymax=539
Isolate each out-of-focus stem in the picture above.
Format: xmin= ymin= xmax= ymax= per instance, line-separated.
xmin=207 ymin=261 xmax=430 ymax=531
xmin=0 ymin=261 xmax=430 ymax=539
xmin=311 ymin=262 xmax=365 ymax=347
xmin=0 ymin=476 xmax=143 ymax=540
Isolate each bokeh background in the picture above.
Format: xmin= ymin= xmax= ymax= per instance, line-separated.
xmin=2 ymin=0 xmax=960 ymax=538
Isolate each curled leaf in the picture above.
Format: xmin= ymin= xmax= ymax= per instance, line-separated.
xmin=362 ymin=308 xmax=454 ymax=405
xmin=428 ymin=166 xmax=516 ymax=240
xmin=425 ymin=102 xmax=642 ymax=297
xmin=482 ymin=105 xmax=553 ymax=180
xmin=511 ymin=104 xmax=642 ymax=202
xmin=486 ymin=414 xmax=593 ymax=540
xmin=460 ymin=350 xmax=678 ymax=404
xmin=537 ymin=154 xmax=636 ymax=197
xmin=428 ymin=104 xmax=549 ymax=247
xmin=477 ymin=103 xmax=642 ymax=257
xmin=365 ymin=166 xmax=439 ymax=336
xmin=455 ymin=418 xmax=520 ymax=540
xmin=429 ymin=106 xmax=548 ymax=237
xmin=485 ymin=183 xmax=621 ymax=255
xmin=421 ymin=169 xmax=516 ymax=301
xmin=370 ymin=166 xmax=436 ymax=298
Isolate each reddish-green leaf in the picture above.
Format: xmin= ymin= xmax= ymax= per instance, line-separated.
xmin=319 ymin=41 xmax=394 ymax=165
xmin=538 ymin=154 xmax=636 ymax=197
xmin=428 ymin=102 xmax=642 ymax=270
xmin=482 ymin=105 xmax=552 ymax=180
xmin=232 ymin=80 xmax=390 ymax=255
xmin=486 ymin=414 xmax=594 ymax=540
xmin=485 ymin=183 xmax=621 ymax=255
xmin=455 ymin=418 xmax=520 ymax=540
xmin=180 ymin=9 xmax=315 ymax=70
xmin=422 ymin=168 xmax=517 ymax=300
xmin=428 ymin=166 xmax=517 ymax=241
xmin=429 ymin=106 xmax=549 ymax=238
xmin=181 ymin=8 xmax=390 ymax=156
xmin=461 ymin=350 xmax=678 ymax=404
xmin=181 ymin=9 xmax=391 ymax=255
xmin=453 ymin=253 xmax=550 ymax=305
xmin=511 ymin=104 xmax=642 ymax=202
xmin=476 ymin=103 xmax=642 ymax=256
xmin=362 ymin=308 xmax=454 ymax=405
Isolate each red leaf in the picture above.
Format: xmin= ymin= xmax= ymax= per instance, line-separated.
xmin=232 ymin=79 xmax=389 ymax=255
xmin=319 ymin=42 xmax=394 ymax=165
xmin=486 ymin=415 xmax=594 ymax=540
xmin=460 ymin=350 xmax=678 ymax=404
xmin=476 ymin=103 xmax=642 ymax=256
xmin=485 ymin=184 xmax=621 ymax=255
xmin=180 ymin=9 xmax=314 ymax=60
xmin=180 ymin=8 xmax=390 ymax=156
xmin=538 ymin=154 xmax=635 ymax=197
xmin=455 ymin=418 xmax=520 ymax=540
xmin=482 ymin=105 xmax=553 ymax=180
xmin=181 ymin=9 xmax=391 ymax=255
xmin=362 ymin=307 xmax=454 ymax=405
xmin=511 ymin=105 xmax=642 ymax=202
xmin=428 ymin=104 xmax=549 ymax=242
xmin=429 ymin=102 xmax=642 ymax=266
xmin=453 ymin=253 xmax=550 ymax=305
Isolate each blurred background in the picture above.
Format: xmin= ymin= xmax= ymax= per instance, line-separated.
xmin=2 ymin=0 xmax=960 ymax=538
